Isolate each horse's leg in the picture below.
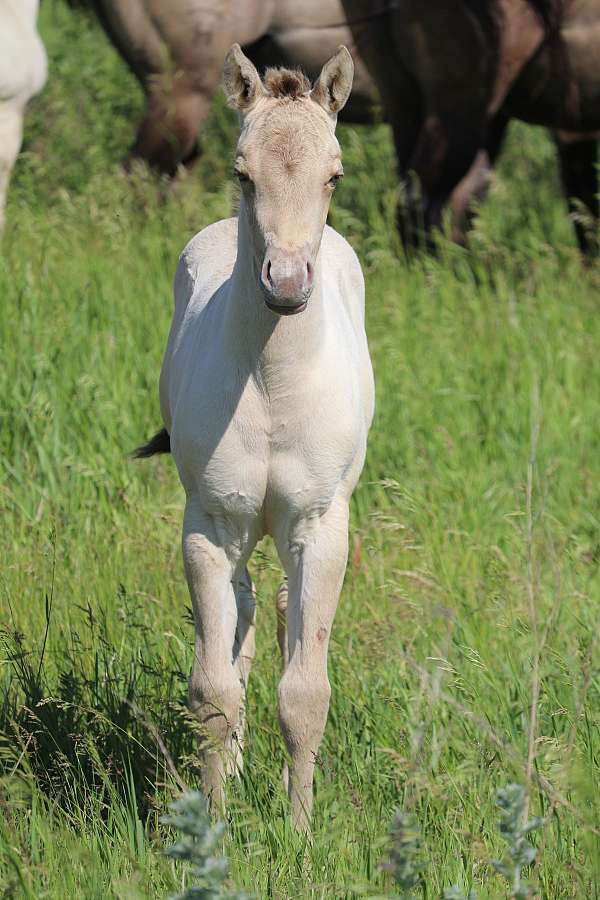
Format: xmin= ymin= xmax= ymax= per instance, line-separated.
xmin=274 ymin=497 xmax=349 ymax=830
xmin=555 ymin=132 xmax=599 ymax=257
xmin=0 ymin=104 xmax=24 ymax=228
xmin=392 ymin=116 xmax=425 ymax=253
xmin=228 ymin=567 xmax=256 ymax=775
xmin=385 ymin=74 xmax=423 ymax=252
xmin=275 ymin=582 xmax=289 ymax=669
xmin=183 ymin=494 xmax=245 ymax=812
xmin=129 ymin=78 xmax=214 ymax=176
xmin=275 ymin=581 xmax=289 ymax=791
xmin=450 ymin=115 xmax=509 ymax=241
xmin=449 ymin=150 xmax=492 ymax=243
xmin=410 ymin=112 xmax=485 ymax=243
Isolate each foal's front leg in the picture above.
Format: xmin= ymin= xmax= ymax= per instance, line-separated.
xmin=275 ymin=498 xmax=350 ymax=830
xmin=183 ymin=496 xmax=249 ymax=811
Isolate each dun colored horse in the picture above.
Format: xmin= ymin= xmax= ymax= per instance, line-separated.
xmin=137 ymin=46 xmax=374 ymax=828
xmin=87 ymin=0 xmax=376 ymax=173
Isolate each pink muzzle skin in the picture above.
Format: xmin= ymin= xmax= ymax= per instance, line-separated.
xmin=260 ymin=247 xmax=314 ymax=315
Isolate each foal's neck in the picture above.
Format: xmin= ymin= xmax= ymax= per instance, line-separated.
xmin=226 ymin=205 xmax=326 ymax=371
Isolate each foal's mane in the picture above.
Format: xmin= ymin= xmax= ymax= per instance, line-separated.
xmin=263 ymin=68 xmax=311 ymax=100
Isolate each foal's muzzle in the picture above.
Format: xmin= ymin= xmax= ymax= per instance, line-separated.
xmin=260 ymin=246 xmax=314 ymax=315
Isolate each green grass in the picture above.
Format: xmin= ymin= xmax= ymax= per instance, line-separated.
xmin=1 ymin=2 xmax=599 ymax=897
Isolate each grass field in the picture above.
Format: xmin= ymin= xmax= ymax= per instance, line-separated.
xmin=1 ymin=3 xmax=600 ymax=897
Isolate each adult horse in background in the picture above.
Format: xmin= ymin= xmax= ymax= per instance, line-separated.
xmin=0 ymin=0 xmax=47 ymax=228
xmin=342 ymin=0 xmax=600 ymax=255
xmin=77 ymin=0 xmax=600 ymax=253
xmin=136 ymin=46 xmax=374 ymax=828
xmin=74 ymin=0 xmax=506 ymax=245
xmin=84 ymin=0 xmax=377 ymax=174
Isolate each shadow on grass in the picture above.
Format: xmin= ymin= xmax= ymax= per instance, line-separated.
xmin=0 ymin=591 xmax=198 ymax=820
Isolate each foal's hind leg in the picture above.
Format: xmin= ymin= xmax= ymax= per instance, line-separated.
xmin=275 ymin=582 xmax=289 ymax=669
xmin=228 ymin=568 xmax=256 ymax=775
xmin=275 ymin=581 xmax=289 ymax=791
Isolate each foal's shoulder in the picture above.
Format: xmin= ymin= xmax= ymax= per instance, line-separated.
xmin=180 ymin=218 xmax=238 ymax=272
xmin=322 ymin=225 xmax=364 ymax=293
xmin=176 ymin=218 xmax=238 ymax=298
xmin=322 ymin=225 xmax=361 ymax=269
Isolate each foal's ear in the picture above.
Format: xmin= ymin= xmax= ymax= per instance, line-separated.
xmin=223 ymin=43 xmax=265 ymax=111
xmin=311 ymin=46 xmax=354 ymax=117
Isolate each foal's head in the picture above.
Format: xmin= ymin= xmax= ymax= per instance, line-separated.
xmin=223 ymin=44 xmax=354 ymax=316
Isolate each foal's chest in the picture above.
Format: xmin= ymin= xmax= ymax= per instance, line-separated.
xmin=174 ymin=363 xmax=361 ymax=524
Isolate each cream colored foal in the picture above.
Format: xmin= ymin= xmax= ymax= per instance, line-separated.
xmin=139 ymin=44 xmax=374 ymax=829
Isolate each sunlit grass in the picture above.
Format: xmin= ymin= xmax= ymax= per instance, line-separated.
xmin=1 ymin=2 xmax=599 ymax=897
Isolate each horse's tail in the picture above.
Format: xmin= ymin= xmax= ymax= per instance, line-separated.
xmin=133 ymin=427 xmax=171 ymax=458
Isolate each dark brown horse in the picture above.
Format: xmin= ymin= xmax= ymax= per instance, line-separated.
xmin=342 ymin=0 xmax=600 ymax=253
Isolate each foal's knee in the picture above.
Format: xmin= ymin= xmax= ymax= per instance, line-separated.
xmin=278 ymin=666 xmax=331 ymax=754
xmin=189 ymin=665 xmax=242 ymax=746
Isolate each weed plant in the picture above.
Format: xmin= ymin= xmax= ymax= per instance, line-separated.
xmin=162 ymin=792 xmax=251 ymax=900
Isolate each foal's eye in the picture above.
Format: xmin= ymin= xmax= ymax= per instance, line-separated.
xmin=327 ymin=173 xmax=343 ymax=189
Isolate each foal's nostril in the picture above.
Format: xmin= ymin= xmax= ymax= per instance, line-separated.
xmin=261 ymin=258 xmax=273 ymax=292
xmin=261 ymin=250 xmax=314 ymax=301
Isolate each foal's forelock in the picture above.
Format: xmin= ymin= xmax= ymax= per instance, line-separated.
xmin=262 ymin=68 xmax=311 ymax=100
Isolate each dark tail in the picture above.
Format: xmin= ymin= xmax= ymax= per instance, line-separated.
xmin=133 ymin=427 xmax=171 ymax=458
